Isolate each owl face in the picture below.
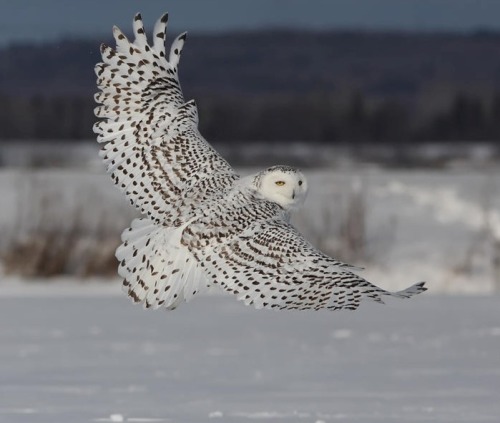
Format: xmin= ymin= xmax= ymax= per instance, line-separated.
xmin=256 ymin=166 xmax=308 ymax=210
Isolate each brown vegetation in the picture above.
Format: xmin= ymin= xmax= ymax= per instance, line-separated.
xmin=1 ymin=174 xmax=134 ymax=278
xmin=1 ymin=90 xmax=500 ymax=144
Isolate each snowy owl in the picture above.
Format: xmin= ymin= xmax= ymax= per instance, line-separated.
xmin=94 ymin=12 xmax=426 ymax=311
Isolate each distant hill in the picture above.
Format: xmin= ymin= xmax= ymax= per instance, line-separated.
xmin=2 ymin=30 xmax=500 ymax=99
xmin=2 ymin=30 xmax=500 ymax=143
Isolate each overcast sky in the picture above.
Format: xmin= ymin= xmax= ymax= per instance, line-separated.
xmin=2 ymin=0 xmax=500 ymax=46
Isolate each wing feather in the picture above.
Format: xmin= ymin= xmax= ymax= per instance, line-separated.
xmin=152 ymin=13 xmax=169 ymax=54
xmin=132 ymin=13 xmax=148 ymax=48
xmin=191 ymin=217 xmax=426 ymax=311
xmin=95 ymin=13 xmax=238 ymax=225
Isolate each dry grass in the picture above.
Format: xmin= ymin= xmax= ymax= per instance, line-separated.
xmin=492 ymin=241 xmax=500 ymax=292
xmin=294 ymin=179 xmax=395 ymax=265
xmin=443 ymin=176 xmax=500 ymax=292
xmin=2 ymin=214 xmax=121 ymax=278
xmin=1 ymin=172 xmax=133 ymax=278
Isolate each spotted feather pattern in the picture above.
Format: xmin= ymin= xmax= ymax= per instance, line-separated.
xmin=96 ymin=12 xmax=426 ymax=311
xmin=116 ymin=218 xmax=208 ymax=309
xmin=94 ymin=13 xmax=238 ymax=226
xmin=181 ymin=188 xmax=426 ymax=311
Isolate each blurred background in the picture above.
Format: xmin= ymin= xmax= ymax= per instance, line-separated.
xmin=1 ymin=0 xmax=500 ymax=293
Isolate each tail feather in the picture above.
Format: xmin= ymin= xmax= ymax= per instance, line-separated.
xmin=116 ymin=218 xmax=208 ymax=310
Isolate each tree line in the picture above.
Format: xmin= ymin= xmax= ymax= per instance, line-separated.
xmin=1 ymin=90 xmax=499 ymax=143
xmin=3 ymin=30 xmax=500 ymax=144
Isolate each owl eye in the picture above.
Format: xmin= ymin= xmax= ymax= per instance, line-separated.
xmin=298 ymin=180 xmax=303 ymax=186
xmin=275 ymin=180 xmax=285 ymax=186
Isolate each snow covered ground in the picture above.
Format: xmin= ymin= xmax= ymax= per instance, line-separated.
xmin=0 ymin=288 xmax=499 ymax=423
xmin=1 ymin=164 xmax=500 ymax=422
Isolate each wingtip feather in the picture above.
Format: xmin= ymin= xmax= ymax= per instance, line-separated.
xmin=395 ymin=281 xmax=427 ymax=298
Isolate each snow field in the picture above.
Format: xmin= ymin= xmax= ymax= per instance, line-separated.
xmin=0 ymin=294 xmax=499 ymax=422
xmin=1 ymin=165 xmax=500 ymax=422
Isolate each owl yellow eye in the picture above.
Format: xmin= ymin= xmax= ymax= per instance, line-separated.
xmin=275 ymin=180 xmax=285 ymax=186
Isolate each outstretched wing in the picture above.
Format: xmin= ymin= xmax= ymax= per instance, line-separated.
xmin=193 ymin=218 xmax=426 ymax=311
xmin=94 ymin=13 xmax=238 ymax=225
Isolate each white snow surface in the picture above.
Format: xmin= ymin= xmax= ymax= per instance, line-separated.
xmin=2 ymin=166 xmax=500 ymax=420
xmin=0 ymin=290 xmax=499 ymax=423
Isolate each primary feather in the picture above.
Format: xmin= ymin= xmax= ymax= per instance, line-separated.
xmin=94 ymin=12 xmax=426 ymax=311
xmin=94 ymin=12 xmax=237 ymax=227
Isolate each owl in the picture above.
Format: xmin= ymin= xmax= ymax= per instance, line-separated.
xmin=94 ymin=12 xmax=426 ymax=311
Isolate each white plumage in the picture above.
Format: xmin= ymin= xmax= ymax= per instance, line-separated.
xmin=94 ymin=12 xmax=426 ymax=311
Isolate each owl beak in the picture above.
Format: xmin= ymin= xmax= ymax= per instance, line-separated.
xmin=292 ymin=190 xmax=296 ymax=199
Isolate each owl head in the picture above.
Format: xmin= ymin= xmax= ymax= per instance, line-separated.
xmin=254 ymin=165 xmax=308 ymax=210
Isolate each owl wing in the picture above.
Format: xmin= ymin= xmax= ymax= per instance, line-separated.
xmin=195 ymin=218 xmax=426 ymax=311
xmin=94 ymin=13 xmax=237 ymax=225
